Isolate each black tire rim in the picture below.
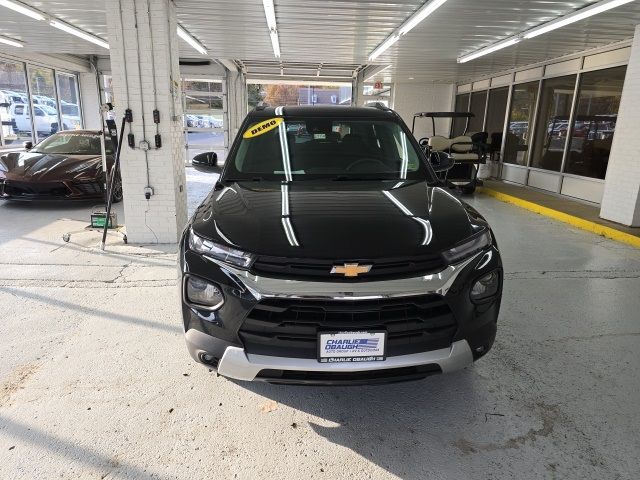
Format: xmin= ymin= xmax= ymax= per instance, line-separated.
xmin=112 ymin=176 xmax=123 ymax=202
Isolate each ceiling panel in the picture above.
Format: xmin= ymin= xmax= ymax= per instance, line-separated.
xmin=0 ymin=0 xmax=638 ymax=83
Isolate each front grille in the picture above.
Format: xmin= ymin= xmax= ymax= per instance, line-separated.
xmin=251 ymin=254 xmax=446 ymax=282
xmin=238 ymin=295 xmax=457 ymax=359
xmin=3 ymin=181 xmax=70 ymax=197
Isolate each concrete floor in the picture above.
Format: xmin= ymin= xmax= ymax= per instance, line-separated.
xmin=1 ymin=171 xmax=639 ymax=479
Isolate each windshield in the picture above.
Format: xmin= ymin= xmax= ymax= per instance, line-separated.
xmin=33 ymin=132 xmax=114 ymax=155
xmin=224 ymin=117 xmax=429 ymax=181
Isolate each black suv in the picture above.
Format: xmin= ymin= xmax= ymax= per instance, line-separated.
xmin=180 ymin=105 xmax=502 ymax=385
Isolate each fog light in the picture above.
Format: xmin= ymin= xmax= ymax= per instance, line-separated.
xmin=470 ymin=270 xmax=500 ymax=301
xmin=186 ymin=276 xmax=224 ymax=309
xmin=199 ymin=353 xmax=219 ymax=367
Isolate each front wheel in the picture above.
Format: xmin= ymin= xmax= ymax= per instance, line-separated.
xmin=111 ymin=172 xmax=123 ymax=203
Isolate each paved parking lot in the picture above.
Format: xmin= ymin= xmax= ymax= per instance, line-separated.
xmin=0 ymin=171 xmax=639 ymax=479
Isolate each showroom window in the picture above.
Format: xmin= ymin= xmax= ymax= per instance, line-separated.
xmin=0 ymin=59 xmax=30 ymax=148
xmin=0 ymin=57 xmax=82 ymax=150
xmin=485 ymin=87 xmax=508 ymax=141
xmin=564 ymin=66 xmax=626 ymax=179
xmin=182 ymin=78 xmax=225 ymax=162
xmin=504 ymin=81 xmax=539 ymax=166
xmin=451 ymin=93 xmax=470 ymax=136
xmin=56 ymin=72 xmax=83 ymax=131
xmin=468 ymin=91 xmax=487 ymax=132
xmin=248 ymin=83 xmax=354 ymax=110
xmin=28 ymin=66 xmax=58 ymax=142
xmin=529 ymin=74 xmax=577 ymax=172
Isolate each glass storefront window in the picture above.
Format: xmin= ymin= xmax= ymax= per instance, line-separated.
xmin=504 ymin=81 xmax=539 ymax=166
xmin=56 ymin=72 xmax=82 ymax=131
xmin=451 ymin=93 xmax=469 ymax=136
xmin=485 ymin=87 xmax=508 ymax=139
xmin=529 ymin=75 xmax=577 ymax=172
xmin=28 ymin=66 xmax=59 ymax=142
xmin=564 ymin=66 xmax=626 ymax=179
xmin=468 ymin=91 xmax=487 ymax=132
xmin=0 ymin=60 xmax=30 ymax=147
xmin=247 ymin=83 xmax=353 ymax=109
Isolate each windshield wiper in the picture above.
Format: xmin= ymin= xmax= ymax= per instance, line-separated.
xmin=223 ymin=177 xmax=264 ymax=182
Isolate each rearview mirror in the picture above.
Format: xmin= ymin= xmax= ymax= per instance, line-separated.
xmin=192 ymin=152 xmax=221 ymax=174
xmin=429 ymin=151 xmax=455 ymax=172
xmin=23 ymin=141 xmax=33 ymax=151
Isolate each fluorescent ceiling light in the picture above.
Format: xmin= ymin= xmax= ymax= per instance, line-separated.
xmin=49 ymin=19 xmax=109 ymax=49
xmin=262 ymin=0 xmax=281 ymax=58
xmin=458 ymin=37 xmax=520 ymax=63
xmin=524 ymin=0 xmax=636 ymax=39
xmin=0 ymin=0 xmax=45 ymax=21
xmin=368 ymin=0 xmax=449 ymax=61
xmin=369 ymin=34 xmax=400 ymax=61
xmin=177 ymin=25 xmax=207 ymax=55
xmin=0 ymin=34 xmax=24 ymax=47
xmin=398 ymin=0 xmax=449 ymax=35
xmin=458 ymin=0 xmax=635 ymax=63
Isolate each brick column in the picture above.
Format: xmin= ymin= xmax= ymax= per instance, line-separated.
xmin=105 ymin=0 xmax=187 ymax=243
xmin=600 ymin=25 xmax=640 ymax=227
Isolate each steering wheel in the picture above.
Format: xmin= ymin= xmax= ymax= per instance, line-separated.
xmin=345 ymin=157 xmax=390 ymax=172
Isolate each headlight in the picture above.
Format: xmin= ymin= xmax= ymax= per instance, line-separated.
xmin=442 ymin=230 xmax=492 ymax=264
xmin=185 ymin=275 xmax=224 ymax=309
xmin=470 ymin=270 xmax=500 ymax=302
xmin=188 ymin=228 xmax=255 ymax=268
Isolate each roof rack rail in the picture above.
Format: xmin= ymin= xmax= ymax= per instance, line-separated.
xmin=368 ymin=102 xmax=392 ymax=112
xmin=253 ymin=105 xmax=267 ymax=111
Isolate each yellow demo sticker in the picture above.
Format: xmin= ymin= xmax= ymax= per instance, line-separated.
xmin=243 ymin=117 xmax=283 ymax=139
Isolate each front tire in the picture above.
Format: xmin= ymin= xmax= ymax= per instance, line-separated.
xmin=111 ymin=173 xmax=123 ymax=203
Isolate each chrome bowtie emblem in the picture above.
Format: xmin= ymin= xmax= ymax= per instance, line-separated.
xmin=330 ymin=263 xmax=372 ymax=277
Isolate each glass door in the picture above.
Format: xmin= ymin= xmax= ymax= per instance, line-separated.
xmin=182 ymin=78 xmax=226 ymax=163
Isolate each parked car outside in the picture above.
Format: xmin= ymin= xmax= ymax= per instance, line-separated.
xmin=10 ymin=103 xmax=58 ymax=135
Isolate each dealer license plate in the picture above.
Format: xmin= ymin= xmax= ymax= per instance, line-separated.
xmin=318 ymin=331 xmax=386 ymax=363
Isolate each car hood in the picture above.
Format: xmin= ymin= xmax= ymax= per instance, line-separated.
xmin=191 ymin=180 xmax=487 ymax=259
xmin=1 ymin=152 xmax=105 ymax=182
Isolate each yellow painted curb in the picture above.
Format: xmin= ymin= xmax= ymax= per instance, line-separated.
xmin=478 ymin=187 xmax=640 ymax=249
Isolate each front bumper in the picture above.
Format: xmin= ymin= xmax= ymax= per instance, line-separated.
xmin=0 ymin=179 xmax=104 ymax=202
xmin=186 ymin=326 xmax=473 ymax=383
xmin=181 ymin=242 xmax=502 ymax=384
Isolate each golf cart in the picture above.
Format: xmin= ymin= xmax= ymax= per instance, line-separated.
xmin=412 ymin=111 xmax=488 ymax=194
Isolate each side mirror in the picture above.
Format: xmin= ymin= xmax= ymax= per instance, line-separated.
xmin=429 ymin=151 xmax=455 ymax=172
xmin=23 ymin=141 xmax=33 ymax=151
xmin=192 ymin=152 xmax=221 ymax=174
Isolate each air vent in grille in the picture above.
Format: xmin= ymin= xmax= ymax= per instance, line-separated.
xmin=239 ymin=295 xmax=457 ymax=359
xmin=3 ymin=181 xmax=70 ymax=197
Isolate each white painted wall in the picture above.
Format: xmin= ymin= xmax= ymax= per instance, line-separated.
xmin=600 ymin=25 xmax=640 ymax=227
xmin=392 ymin=83 xmax=455 ymax=136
